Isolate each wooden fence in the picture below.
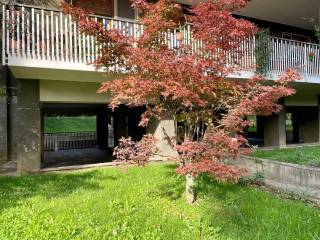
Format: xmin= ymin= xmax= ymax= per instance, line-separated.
xmin=44 ymin=131 xmax=97 ymax=151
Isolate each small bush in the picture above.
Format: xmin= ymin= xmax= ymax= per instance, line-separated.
xmin=113 ymin=134 xmax=158 ymax=166
xmin=239 ymin=171 xmax=265 ymax=186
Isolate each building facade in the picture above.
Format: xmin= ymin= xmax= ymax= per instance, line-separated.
xmin=0 ymin=0 xmax=320 ymax=172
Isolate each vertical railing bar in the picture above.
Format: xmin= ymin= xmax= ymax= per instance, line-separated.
xmin=60 ymin=12 xmax=64 ymax=61
xmin=2 ymin=6 xmax=6 ymax=64
xmin=87 ymin=31 xmax=90 ymax=63
xmin=55 ymin=16 xmax=59 ymax=61
xmin=16 ymin=9 xmax=20 ymax=57
xmin=93 ymin=17 xmax=97 ymax=62
xmin=36 ymin=12 xmax=40 ymax=59
xmin=69 ymin=15 xmax=73 ymax=62
xmin=83 ymin=32 xmax=86 ymax=63
xmin=50 ymin=11 xmax=54 ymax=61
xmin=64 ymin=15 xmax=69 ymax=62
xmin=41 ymin=9 xmax=44 ymax=59
xmin=78 ymin=27 xmax=82 ymax=63
xmin=26 ymin=7 xmax=30 ymax=58
xmin=73 ymin=20 xmax=77 ymax=63
xmin=6 ymin=9 xmax=10 ymax=57
xmin=21 ymin=7 xmax=25 ymax=57
xmin=10 ymin=9 xmax=15 ymax=56
xmin=46 ymin=14 xmax=49 ymax=60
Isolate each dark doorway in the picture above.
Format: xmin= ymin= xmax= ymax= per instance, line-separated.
xmin=246 ymin=115 xmax=264 ymax=147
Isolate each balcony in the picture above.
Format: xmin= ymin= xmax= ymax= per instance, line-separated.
xmin=2 ymin=4 xmax=320 ymax=83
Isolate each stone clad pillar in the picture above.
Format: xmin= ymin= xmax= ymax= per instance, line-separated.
xmin=15 ymin=79 xmax=41 ymax=173
xmin=0 ymin=67 xmax=8 ymax=164
xmin=263 ymin=108 xmax=286 ymax=148
xmin=146 ymin=113 xmax=178 ymax=161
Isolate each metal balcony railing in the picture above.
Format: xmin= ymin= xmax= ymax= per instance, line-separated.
xmin=2 ymin=4 xmax=320 ymax=78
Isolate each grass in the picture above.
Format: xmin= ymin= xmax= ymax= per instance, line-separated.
xmin=44 ymin=116 xmax=96 ymax=133
xmin=0 ymin=164 xmax=319 ymax=240
xmin=252 ymin=146 xmax=320 ymax=167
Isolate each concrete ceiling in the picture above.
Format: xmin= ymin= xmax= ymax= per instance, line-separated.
xmin=235 ymin=0 xmax=320 ymax=30
xmin=179 ymin=0 xmax=320 ymax=30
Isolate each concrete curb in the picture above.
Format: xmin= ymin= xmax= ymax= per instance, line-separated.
xmin=231 ymin=156 xmax=320 ymax=199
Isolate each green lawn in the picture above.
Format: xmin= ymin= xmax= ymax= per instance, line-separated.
xmin=252 ymin=146 xmax=320 ymax=167
xmin=0 ymin=164 xmax=319 ymax=240
xmin=44 ymin=116 xmax=96 ymax=133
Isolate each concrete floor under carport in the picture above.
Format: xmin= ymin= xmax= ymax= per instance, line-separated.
xmin=43 ymin=149 xmax=114 ymax=168
xmin=42 ymin=103 xmax=146 ymax=169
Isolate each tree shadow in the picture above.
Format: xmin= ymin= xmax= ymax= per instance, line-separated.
xmin=0 ymin=169 xmax=117 ymax=211
xmin=195 ymin=174 xmax=241 ymax=201
xmin=148 ymin=163 xmax=185 ymax=201
xmin=150 ymin=164 xmax=241 ymax=202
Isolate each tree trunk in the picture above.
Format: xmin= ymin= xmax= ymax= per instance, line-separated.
xmin=186 ymin=174 xmax=196 ymax=204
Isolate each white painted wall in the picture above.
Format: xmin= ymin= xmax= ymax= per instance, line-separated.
xmin=40 ymin=80 xmax=111 ymax=103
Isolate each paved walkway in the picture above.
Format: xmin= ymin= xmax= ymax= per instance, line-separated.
xmin=43 ymin=148 xmax=114 ymax=168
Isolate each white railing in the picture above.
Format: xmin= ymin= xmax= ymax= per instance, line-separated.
xmin=268 ymin=37 xmax=320 ymax=76
xmin=2 ymin=4 xmax=320 ymax=79
xmin=2 ymin=4 xmax=144 ymax=66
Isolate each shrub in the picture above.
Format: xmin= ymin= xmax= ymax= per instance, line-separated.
xmin=113 ymin=134 xmax=158 ymax=166
xmin=239 ymin=171 xmax=265 ymax=186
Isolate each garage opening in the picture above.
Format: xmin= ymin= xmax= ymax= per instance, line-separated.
xmin=42 ymin=103 xmax=145 ymax=169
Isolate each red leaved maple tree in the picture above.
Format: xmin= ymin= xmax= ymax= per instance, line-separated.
xmin=62 ymin=0 xmax=300 ymax=203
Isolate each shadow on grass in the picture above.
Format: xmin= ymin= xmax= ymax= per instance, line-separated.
xmin=152 ymin=164 xmax=240 ymax=202
xmin=0 ymin=169 xmax=117 ymax=211
xmin=147 ymin=163 xmax=185 ymax=201
xmin=196 ymin=174 xmax=240 ymax=201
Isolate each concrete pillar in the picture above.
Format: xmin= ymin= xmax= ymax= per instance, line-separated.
xmin=263 ymin=108 xmax=286 ymax=148
xmin=0 ymin=67 xmax=7 ymax=164
xmin=7 ymin=95 xmax=18 ymax=162
xmin=300 ymin=107 xmax=320 ymax=144
xmin=14 ymin=80 xmax=41 ymax=173
xmin=146 ymin=114 xmax=178 ymax=161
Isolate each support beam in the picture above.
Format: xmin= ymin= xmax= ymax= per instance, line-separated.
xmin=0 ymin=67 xmax=7 ymax=164
xmin=146 ymin=114 xmax=178 ymax=161
xmin=263 ymin=109 xmax=286 ymax=148
xmin=14 ymin=79 xmax=41 ymax=173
